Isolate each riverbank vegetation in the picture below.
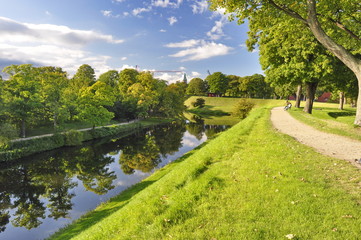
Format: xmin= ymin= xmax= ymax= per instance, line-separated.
xmin=49 ymin=101 xmax=361 ymax=240
xmin=0 ymin=119 xmax=170 ymax=162
xmin=0 ymin=64 xmax=187 ymax=141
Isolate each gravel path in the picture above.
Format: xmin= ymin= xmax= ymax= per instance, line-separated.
xmin=271 ymin=107 xmax=361 ymax=169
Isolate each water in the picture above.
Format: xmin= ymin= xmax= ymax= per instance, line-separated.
xmin=0 ymin=121 xmax=229 ymax=240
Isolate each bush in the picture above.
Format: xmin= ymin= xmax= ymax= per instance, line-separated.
xmin=64 ymin=130 xmax=83 ymax=146
xmin=192 ymin=98 xmax=206 ymax=108
xmin=0 ymin=123 xmax=18 ymax=149
xmin=233 ymin=99 xmax=255 ymax=119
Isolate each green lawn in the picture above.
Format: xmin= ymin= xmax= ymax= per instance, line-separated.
xmin=184 ymin=96 xmax=284 ymax=125
xmin=287 ymin=101 xmax=361 ymax=141
xmin=49 ymin=100 xmax=361 ymax=240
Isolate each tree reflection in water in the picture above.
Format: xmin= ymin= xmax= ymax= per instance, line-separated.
xmin=0 ymin=121 xmax=226 ymax=234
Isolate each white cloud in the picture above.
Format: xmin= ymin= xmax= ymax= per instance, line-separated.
xmin=151 ymin=0 xmax=182 ymax=8
xmin=165 ymin=39 xmax=201 ymax=48
xmin=191 ymin=0 xmax=208 ymax=14
xmin=207 ymin=14 xmax=229 ymax=40
xmin=121 ymin=57 xmax=127 ymax=61
xmin=166 ymin=39 xmax=233 ymax=61
xmin=45 ymin=11 xmax=52 ymax=16
xmin=123 ymin=12 xmax=130 ymax=17
xmin=132 ymin=7 xmax=152 ymax=17
xmin=0 ymin=43 xmax=112 ymax=77
xmin=154 ymin=72 xmax=184 ymax=84
xmin=191 ymin=71 xmax=201 ymax=77
xmin=0 ymin=17 xmax=125 ymax=76
xmin=168 ymin=16 xmax=178 ymax=26
xmin=160 ymin=29 xmax=167 ymax=32
xmin=101 ymin=10 xmax=113 ymax=17
xmin=0 ymin=17 xmax=124 ymax=46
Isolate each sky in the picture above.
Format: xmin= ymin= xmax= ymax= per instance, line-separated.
xmin=0 ymin=0 xmax=263 ymax=83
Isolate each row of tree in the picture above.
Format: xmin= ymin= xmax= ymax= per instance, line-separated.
xmin=0 ymin=64 xmax=187 ymax=138
xmin=186 ymin=72 xmax=273 ymax=98
xmin=209 ymin=0 xmax=361 ymax=122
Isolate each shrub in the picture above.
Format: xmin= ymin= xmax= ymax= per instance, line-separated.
xmin=0 ymin=123 xmax=18 ymax=149
xmin=192 ymin=98 xmax=206 ymax=108
xmin=64 ymin=130 xmax=83 ymax=146
xmin=233 ymin=99 xmax=255 ymax=119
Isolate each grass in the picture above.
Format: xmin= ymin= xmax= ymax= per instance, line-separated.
xmin=184 ymin=96 xmax=283 ymax=126
xmin=287 ymin=101 xmax=361 ymax=141
xmin=49 ymin=100 xmax=361 ymax=240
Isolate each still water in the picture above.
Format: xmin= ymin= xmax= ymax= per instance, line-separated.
xmin=0 ymin=121 xmax=229 ymax=240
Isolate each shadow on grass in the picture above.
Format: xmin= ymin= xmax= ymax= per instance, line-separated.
xmin=187 ymin=105 xmax=230 ymax=118
xmin=328 ymin=111 xmax=355 ymax=119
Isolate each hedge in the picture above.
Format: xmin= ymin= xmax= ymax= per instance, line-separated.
xmin=0 ymin=122 xmax=142 ymax=162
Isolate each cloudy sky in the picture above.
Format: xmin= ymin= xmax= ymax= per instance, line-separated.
xmin=0 ymin=0 xmax=262 ymax=82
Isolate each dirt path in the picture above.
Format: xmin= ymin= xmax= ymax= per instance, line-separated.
xmin=271 ymin=107 xmax=361 ymax=169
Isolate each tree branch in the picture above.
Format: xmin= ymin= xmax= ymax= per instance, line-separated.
xmin=306 ymin=0 xmax=360 ymax=73
xmin=326 ymin=17 xmax=361 ymax=41
xmin=267 ymin=0 xmax=308 ymax=25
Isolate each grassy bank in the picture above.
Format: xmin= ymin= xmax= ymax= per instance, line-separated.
xmin=49 ymin=101 xmax=361 ymax=240
xmin=184 ymin=96 xmax=283 ymax=125
xmin=287 ymin=101 xmax=361 ymax=141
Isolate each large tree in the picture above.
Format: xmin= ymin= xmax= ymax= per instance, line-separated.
xmin=2 ymin=64 xmax=42 ymax=138
xmin=37 ymin=66 xmax=69 ymax=129
xmin=252 ymin=18 xmax=351 ymax=113
xmin=186 ymin=77 xmax=207 ymax=96
xmin=205 ymin=72 xmax=229 ymax=96
xmin=77 ymin=81 xmax=115 ymax=128
xmin=210 ymin=0 xmax=361 ymax=124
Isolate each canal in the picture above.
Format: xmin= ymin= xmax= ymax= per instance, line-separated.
xmin=0 ymin=120 xmax=230 ymax=240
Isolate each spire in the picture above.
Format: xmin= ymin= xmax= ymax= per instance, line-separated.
xmin=183 ymin=73 xmax=187 ymax=84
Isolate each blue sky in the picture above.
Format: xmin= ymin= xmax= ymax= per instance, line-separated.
xmin=0 ymin=0 xmax=262 ymax=82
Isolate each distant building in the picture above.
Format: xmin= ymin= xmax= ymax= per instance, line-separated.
xmin=183 ymin=73 xmax=187 ymax=84
xmin=316 ymin=92 xmax=331 ymax=102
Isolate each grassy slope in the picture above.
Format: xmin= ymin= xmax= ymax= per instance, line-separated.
xmin=287 ymin=101 xmax=361 ymax=141
xmin=49 ymin=99 xmax=361 ymax=240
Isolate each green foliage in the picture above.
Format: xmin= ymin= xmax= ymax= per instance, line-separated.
xmin=0 ymin=123 xmax=18 ymax=149
xmin=64 ymin=130 xmax=83 ymax=146
xmin=77 ymin=81 xmax=115 ymax=128
xmin=71 ymin=64 xmax=95 ymax=91
xmin=232 ymin=98 xmax=255 ymax=119
xmin=2 ymin=64 xmax=42 ymax=137
xmin=97 ymin=70 xmax=119 ymax=88
xmin=192 ymin=98 xmax=205 ymax=108
xmin=186 ymin=78 xmax=207 ymax=96
xmin=205 ymin=72 xmax=228 ymax=95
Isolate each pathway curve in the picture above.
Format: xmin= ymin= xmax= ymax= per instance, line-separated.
xmin=270 ymin=107 xmax=361 ymax=169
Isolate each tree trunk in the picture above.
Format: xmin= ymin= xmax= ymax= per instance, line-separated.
xmin=306 ymin=0 xmax=361 ymax=124
xmin=303 ymin=82 xmax=318 ymax=114
xmin=339 ymin=92 xmax=345 ymax=110
xmin=21 ymin=119 xmax=26 ymax=138
xmin=53 ymin=112 xmax=58 ymax=129
xmin=354 ymin=73 xmax=361 ymax=125
xmin=295 ymin=84 xmax=302 ymax=108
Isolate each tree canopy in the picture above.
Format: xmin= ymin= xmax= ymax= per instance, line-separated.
xmin=210 ymin=0 xmax=361 ymax=124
